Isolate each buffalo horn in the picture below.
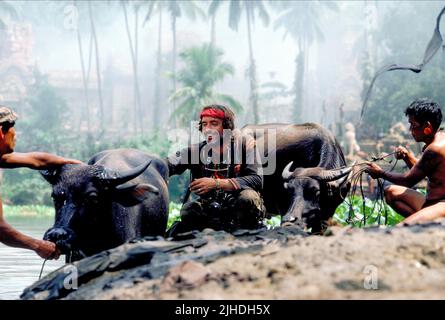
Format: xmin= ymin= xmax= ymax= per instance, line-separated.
xmin=282 ymin=162 xmax=294 ymax=181
xmin=315 ymin=166 xmax=353 ymax=182
xmin=98 ymin=160 xmax=152 ymax=187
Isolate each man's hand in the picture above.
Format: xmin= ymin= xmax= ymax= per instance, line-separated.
xmin=394 ymin=146 xmax=410 ymax=160
xmin=190 ymin=178 xmax=217 ymax=196
xmin=63 ymin=158 xmax=84 ymax=165
xmin=365 ymin=162 xmax=385 ymax=179
xmin=34 ymin=240 xmax=60 ymax=260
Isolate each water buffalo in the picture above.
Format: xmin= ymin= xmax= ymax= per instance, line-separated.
xmin=42 ymin=149 xmax=169 ymax=261
xmin=242 ymin=123 xmax=352 ymax=232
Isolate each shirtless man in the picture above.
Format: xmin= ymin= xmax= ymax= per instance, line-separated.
xmin=0 ymin=106 xmax=82 ymax=259
xmin=366 ymin=99 xmax=445 ymax=225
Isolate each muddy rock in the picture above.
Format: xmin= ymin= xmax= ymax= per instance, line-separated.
xmin=21 ymin=221 xmax=445 ymax=300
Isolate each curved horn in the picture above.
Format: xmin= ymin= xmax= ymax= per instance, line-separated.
xmin=40 ymin=168 xmax=62 ymax=185
xmin=97 ymin=160 xmax=152 ymax=187
xmin=313 ymin=166 xmax=353 ymax=182
xmin=282 ymin=162 xmax=294 ymax=181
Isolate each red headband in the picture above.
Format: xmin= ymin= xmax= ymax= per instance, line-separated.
xmin=200 ymin=108 xmax=225 ymax=120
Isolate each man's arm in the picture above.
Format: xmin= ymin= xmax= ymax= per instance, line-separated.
xmin=214 ymin=136 xmax=263 ymax=193
xmin=0 ymin=152 xmax=82 ymax=170
xmin=232 ymin=135 xmax=263 ymax=192
xmin=190 ymin=177 xmax=237 ymax=195
xmin=396 ymin=146 xmax=417 ymax=169
xmin=0 ymin=198 xmax=59 ymax=259
xmin=190 ymin=137 xmax=263 ymax=196
xmin=367 ymin=149 xmax=437 ymax=187
xmin=190 ymin=167 xmax=263 ymax=196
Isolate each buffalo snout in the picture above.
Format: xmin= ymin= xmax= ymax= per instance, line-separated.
xmin=44 ymin=227 xmax=75 ymax=253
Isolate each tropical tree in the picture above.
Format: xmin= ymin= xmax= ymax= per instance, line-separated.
xmin=273 ymin=1 xmax=337 ymax=123
xmin=209 ymin=0 xmax=269 ymax=124
xmin=207 ymin=1 xmax=219 ymax=47
xmin=359 ymin=2 xmax=445 ymax=139
xmin=121 ymin=0 xmax=144 ymax=135
xmin=71 ymin=0 xmax=93 ymax=134
xmin=0 ymin=1 xmax=18 ymax=29
xmin=258 ymin=75 xmax=290 ymax=123
xmin=167 ymin=1 xmax=204 ymax=110
xmin=169 ymin=43 xmax=242 ymax=126
xmin=143 ymin=1 xmax=204 ymax=130
xmin=144 ymin=2 xmax=164 ymax=130
xmin=86 ymin=1 xmax=105 ymax=134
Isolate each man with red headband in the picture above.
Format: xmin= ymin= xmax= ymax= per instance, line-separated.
xmin=166 ymin=104 xmax=265 ymax=236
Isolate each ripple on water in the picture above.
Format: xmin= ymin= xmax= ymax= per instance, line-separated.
xmin=0 ymin=217 xmax=65 ymax=300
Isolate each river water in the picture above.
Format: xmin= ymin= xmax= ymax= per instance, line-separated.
xmin=0 ymin=217 xmax=64 ymax=300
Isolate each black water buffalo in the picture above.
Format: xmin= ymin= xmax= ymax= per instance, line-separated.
xmin=42 ymin=149 xmax=169 ymax=261
xmin=242 ymin=123 xmax=352 ymax=232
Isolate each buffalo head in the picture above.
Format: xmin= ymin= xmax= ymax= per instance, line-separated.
xmin=41 ymin=160 xmax=158 ymax=260
xmin=281 ymin=161 xmax=352 ymax=230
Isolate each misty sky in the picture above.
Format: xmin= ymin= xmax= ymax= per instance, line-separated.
xmin=5 ymin=0 xmax=444 ymax=127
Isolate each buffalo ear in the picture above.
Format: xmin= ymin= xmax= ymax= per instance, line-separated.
xmin=40 ymin=168 xmax=61 ymax=185
xmin=112 ymin=183 xmax=159 ymax=207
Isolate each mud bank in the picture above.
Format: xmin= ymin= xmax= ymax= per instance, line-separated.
xmin=22 ymin=220 xmax=445 ymax=300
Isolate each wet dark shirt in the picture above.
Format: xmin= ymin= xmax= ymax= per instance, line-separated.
xmin=167 ymin=133 xmax=263 ymax=193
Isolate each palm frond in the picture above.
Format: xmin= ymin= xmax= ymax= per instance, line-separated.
xmin=0 ymin=1 xmax=19 ymax=20
xmin=182 ymin=0 xmax=206 ymax=21
xmin=168 ymin=86 xmax=196 ymax=103
xmin=255 ymin=1 xmax=270 ymax=27
xmin=215 ymin=94 xmax=243 ymax=113
xmin=143 ymin=1 xmax=158 ymax=25
xmin=168 ymin=0 xmax=181 ymax=18
xmin=208 ymin=0 xmax=222 ymax=16
xmin=170 ymin=97 xmax=200 ymax=126
xmin=228 ymin=0 xmax=241 ymax=31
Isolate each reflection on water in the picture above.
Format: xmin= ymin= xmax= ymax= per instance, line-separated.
xmin=0 ymin=217 xmax=64 ymax=300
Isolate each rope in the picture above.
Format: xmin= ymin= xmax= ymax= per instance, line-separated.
xmin=341 ymin=151 xmax=400 ymax=226
xmin=38 ymin=259 xmax=47 ymax=281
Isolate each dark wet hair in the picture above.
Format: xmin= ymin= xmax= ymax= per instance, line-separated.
xmin=0 ymin=121 xmax=15 ymax=134
xmin=198 ymin=104 xmax=235 ymax=131
xmin=405 ymin=98 xmax=442 ymax=131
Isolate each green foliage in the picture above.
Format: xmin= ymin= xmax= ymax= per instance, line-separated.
xmin=265 ymin=215 xmax=281 ymax=229
xmin=17 ymin=71 xmax=69 ymax=155
xmin=2 ymin=71 xmax=73 ymax=206
xmin=166 ymin=201 xmax=282 ymax=230
xmin=2 ymin=169 xmax=53 ymax=206
xmin=169 ymin=43 xmax=242 ymax=126
xmin=273 ymin=1 xmax=336 ymax=44
xmin=334 ymin=196 xmax=404 ymax=227
xmin=3 ymin=204 xmax=54 ymax=218
xmin=167 ymin=201 xmax=182 ymax=229
xmin=102 ymin=133 xmax=172 ymax=158
xmin=360 ymin=2 xmax=445 ymax=139
xmin=1 ymin=71 xmax=192 ymax=206
xmin=272 ymin=1 xmax=337 ymax=123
